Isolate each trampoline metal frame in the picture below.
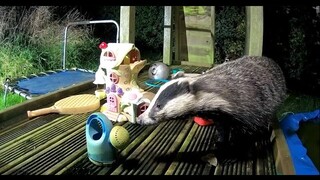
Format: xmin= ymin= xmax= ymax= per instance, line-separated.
xmin=62 ymin=20 xmax=120 ymax=70
xmin=3 ymin=19 xmax=120 ymax=101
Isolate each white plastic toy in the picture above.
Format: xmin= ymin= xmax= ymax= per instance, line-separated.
xmin=93 ymin=42 xmax=155 ymax=123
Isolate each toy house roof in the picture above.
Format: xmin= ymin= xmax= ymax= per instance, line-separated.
xmin=106 ymin=43 xmax=139 ymax=67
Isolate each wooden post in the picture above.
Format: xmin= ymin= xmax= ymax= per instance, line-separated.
xmin=163 ymin=6 xmax=173 ymax=65
xmin=120 ymin=6 xmax=135 ymax=43
xmin=174 ymin=6 xmax=180 ymax=65
xmin=174 ymin=6 xmax=187 ymax=65
xmin=210 ymin=7 xmax=215 ymax=66
xmin=245 ymin=6 xmax=264 ymax=56
xmin=179 ymin=6 xmax=215 ymax=67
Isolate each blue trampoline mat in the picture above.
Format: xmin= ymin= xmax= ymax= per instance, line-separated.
xmin=17 ymin=70 xmax=95 ymax=95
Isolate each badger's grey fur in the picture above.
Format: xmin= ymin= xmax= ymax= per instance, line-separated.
xmin=137 ymin=56 xmax=287 ymax=162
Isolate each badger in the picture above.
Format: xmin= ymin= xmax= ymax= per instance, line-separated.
xmin=136 ymin=56 xmax=287 ymax=163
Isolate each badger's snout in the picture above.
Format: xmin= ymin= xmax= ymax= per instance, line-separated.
xmin=136 ymin=111 xmax=157 ymax=126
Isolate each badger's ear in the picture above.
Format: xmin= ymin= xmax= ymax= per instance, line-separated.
xmin=171 ymin=71 xmax=185 ymax=79
xmin=178 ymin=79 xmax=195 ymax=94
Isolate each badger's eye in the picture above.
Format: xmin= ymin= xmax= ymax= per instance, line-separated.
xmin=156 ymin=103 xmax=161 ymax=109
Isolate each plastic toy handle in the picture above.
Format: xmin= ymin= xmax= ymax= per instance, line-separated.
xmin=27 ymin=106 xmax=59 ymax=118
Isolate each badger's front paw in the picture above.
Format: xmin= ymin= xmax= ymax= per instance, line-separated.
xmin=201 ymin=153 xmax=218 ymax=166
xmin=202 ymin=150 xmax=238 ymax=166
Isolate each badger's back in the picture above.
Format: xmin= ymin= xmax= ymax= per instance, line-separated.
xmin=192 ymin=56 xmax=287 ymax=134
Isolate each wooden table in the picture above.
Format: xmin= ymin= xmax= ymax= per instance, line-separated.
xmin=0 ymin=65 xmax=294 ymax=175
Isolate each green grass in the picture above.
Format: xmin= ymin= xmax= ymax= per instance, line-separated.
xmin=0 ymin=91 xmax=26 ymax=111
xmin=276 ymin=91 xmax=320 ymax=120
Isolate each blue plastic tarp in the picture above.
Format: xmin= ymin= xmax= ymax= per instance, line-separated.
xmin=17 ymin=70 xmax=95 ymax=95
xmin=280 ymin=109 xmax=320 ymax=175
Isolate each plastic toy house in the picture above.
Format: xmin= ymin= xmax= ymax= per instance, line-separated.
xmin=93 ymin=42 xmax=154 ymax=123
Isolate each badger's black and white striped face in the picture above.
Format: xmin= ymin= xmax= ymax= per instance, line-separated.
xmin=136 ymin=78 xmax=195 ymax=125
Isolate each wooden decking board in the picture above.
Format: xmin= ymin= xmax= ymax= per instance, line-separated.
xmin=61 ymin=123 xmax=158 ymax=175
xmin=152 ymin=118 xmax=194 ymax=175
xmin=174 ymin=123 xmax=216 ymax=175
xmin=139 ymin=120 xmax=190 ymax=175
xmin=60 ymin=152 xmax=97 ymax=175
xmin=0 ymin=114 xmax=66 ymax=147
xmin=0 ymin=114 xmax=80 ymax=157
xmin=1 ymin=120 xmax=86 ymax=175
xmin=43 ymin=146 xmax=87 ymax=175
xmin=148 ymin=120 xmax=190 ymax=175
xmin=55 ymin=152 xmax=88 ymax=175
xmin=268 ymin=143 xmax=277 ymax=175
xmin=0 ymin=65 xmax=285 ymax=175
xmin=39 ymin=121 xmax=124 ymax=175
xmin=0 ymin=114 xmax=88 ymax=173
xmin=36 ymin=132 xmax=85 ymax=175
xmin=178 ymin=124 xmax=205 ymax=175
xmin=164 ymin=119 xmax=198 ymax=175
xmin=212 ymin=140 xmax=273 ymax=175
xmin=123 ymin=120 xmax=187 ymax=175
xmin=103 ymin=125 xmax=157 ymax=175
xmin=192 ymin=125 xmax=216 ymax=175
xmin=0 ymin=114 xmax=61 ymax=146
xmin=7 ymin=127 xmax=85 ymax=175
xmin=265 ymin=140 xmax=277 ymax=175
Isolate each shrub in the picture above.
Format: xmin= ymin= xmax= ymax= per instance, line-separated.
xmin=0 ymin=6 xmax=100 ymax=89
xmin=214 ymin=6 xmax=246 ymax=64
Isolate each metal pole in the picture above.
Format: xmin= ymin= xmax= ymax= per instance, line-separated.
xmin=3 ymin=78 xmax=11 ymax=107
xmin=62 ymin=20 xmax=120 ymax=70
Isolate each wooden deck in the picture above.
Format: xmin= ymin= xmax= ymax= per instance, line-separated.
xmin=0 ymin=65 xmax=295 ymax=175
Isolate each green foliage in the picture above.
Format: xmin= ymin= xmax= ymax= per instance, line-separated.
xmin=276 ymin=92 xmax=320 ymax=119
xmin=83 ymin=6 xmax=120 ymax=43
xmin=214 ymin=6 xmax=246 ymax=64
xmin=0 ymin=41 xmax=42 ymax=83
xmin=0 ymin=91 xmax=26 ymax=111
xmin=135 ymin=6 xmax=164 ymax=51
xmin=0 ymin=6 xmax=101 ymax=110
xmin=78 ymin=6 xmax=164 ymax=61
xmin=64 ymin=32 xmax=100 ymax=70
xmin=263 ymin=6 xmax=320 ymax=95
xmin=286 ymin=23 xmax=307 ymax=80
xmin=0 ymin=6 xmax=100 ymax=87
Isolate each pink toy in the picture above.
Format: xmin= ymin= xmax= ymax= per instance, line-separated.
xmin=93 ymin=42 xmax=155 ymax=123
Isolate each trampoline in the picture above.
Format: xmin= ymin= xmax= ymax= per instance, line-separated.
xmin=2 ymin=20 xmax=119 ymax=100
xmin=4 ymin=68 xmax=95 ymax=99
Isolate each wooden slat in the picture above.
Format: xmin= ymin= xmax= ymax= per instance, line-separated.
xmin=55 ymin=152 xmax=88 ymax=175
xmin=0 ymin=114 xmax=88 ymax=174
xmin=0 ymin=114 xmax=62 ymax=146
xmin=153 ymin=118 xmax=194 ymax=175
xmin=0 ymin=65 xmax=284 ymax=175
xmin=3 ymin=125 xmax=85 ymax=175
xmin=272 ymin=123 xmax=295 ymax=175
xmin=165 ymin=121 xmax=199 ymax=175
xmin=244 ymin=6 xmax=264 ymax=56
